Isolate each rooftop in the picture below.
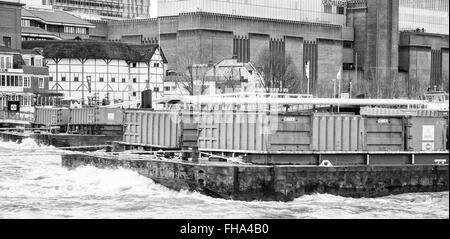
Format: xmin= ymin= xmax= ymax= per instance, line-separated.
xmin=22 ymin=27 xmax=62 ymax=40
xmin=22 ymin=41 xmax=168 ymax=63
xmin=22 ymin=8 xmax=94 ymax=27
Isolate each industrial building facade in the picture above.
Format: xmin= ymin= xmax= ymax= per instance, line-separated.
xmin=1 ymin=0 xmax=448 ymax=99
xmin=94 ymin=0 xmax=447 ymax=98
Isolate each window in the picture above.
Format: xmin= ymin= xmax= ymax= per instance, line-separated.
xmin=49 ymin=76 xmax=53 ymax=82
xmin=61 ymin=76 xmax=66 ymax=82
xmin=39 ymin=78 xmax=44 ymax=88
xmin=99 ymin=77 xmax=104 ymax=82
xmin=5 ymin=56 xmax=11 ymax=68
xmin=132 ymin=92 xmax=137 ymax=97
xmin=64 ymin=26 xmax=76 ymax=34
xmin=343 ymin=63 xmax=354 ymax=70
xmin=2 ymin=37 xmax=11 ymax=48
xmin=75 ymin=27 xmax=86 ymax=35
xmin=153 ymin=87 xmax=159 ymax=92
xmin=31 ymin=57 xmax=34 ymax=66
xmin=132 ymin=63 xmax=137 ymax=68
xmin=324 ymin=5 xmax=332 ymax=14
xmin=35 ymin=58 xmax=42 ymax=67
xmin=153 ymin=63 xmax=160 ymax=67
xmin=21 ymin=19 xmax=30 ymax=27
xmin=111 ymin=77 xmax=115 ymax=83
xmin=1 ymin=75 xmax=5 ymax=86
xmin=133 ymin=78 xmax=137 ymax=83
xmin=23 ymin=77 xmax=30 ymax=87
xmin=164 ymin=86 xmax=170 ymax=91
xmin=6 ymin=75 xmax=11 ymax=86
xmin=337 ymin=6 xmax=345 ymax=15
xmin=0 ymin=56 xmax=4 ymax=68
xmin=343 ymin=41 xmax=353 ymax=48
xmin=74 ymin=76 xmax=79 ymax=82
xmin=122 ymin=78 xmax=126 ymax=83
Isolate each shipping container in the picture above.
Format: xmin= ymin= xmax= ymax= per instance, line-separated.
xmin=268 ymin=114 xmax=311 ymax=151
xmin=365 ymin=116 xmax=404 ymax=151
xmin=311 ymin=114 xmax=365 ymax=151
xmin=198 ymin=111 xmax=309 ymax=152
xmin=34 ymin=107 xmax=70 ymax=126
xmin=406 ymin=116 xmax=448 ymax=151
xmin=123 ymin=110 xmax=181 ymax=148
xmin=69 ymin=107 xmax=124 ymax=125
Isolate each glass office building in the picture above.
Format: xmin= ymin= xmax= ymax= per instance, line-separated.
xmin=399 ymin=0 xmax=449 ymax=34
xmin=157 ymin=0 xmax=348 ymax=26
xmin=20 ymin=0 xmax=152 ymax=18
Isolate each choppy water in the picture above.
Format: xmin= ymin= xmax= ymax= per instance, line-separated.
xmin=0 ymin=139 xmax=448 ymax=219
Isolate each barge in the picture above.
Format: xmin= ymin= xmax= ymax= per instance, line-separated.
xmin=0 ymin=106 xmax=124 ymax=149
xmin=60 ymin=93 xmax=449 ymax=201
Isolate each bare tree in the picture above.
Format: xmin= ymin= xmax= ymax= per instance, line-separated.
xmin=173 ymin=50 xmax=209 ymax=96
xmin=220 ymin=67 xmax=242 ymax=93
xmin=253 ymin=49 xmax=301 ymax=93
xmin=443 ymin=75 xmax=449 ymax=93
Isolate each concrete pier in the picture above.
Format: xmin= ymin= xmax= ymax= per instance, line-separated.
xmin=62 ymin=153 xmax=449 ymax=202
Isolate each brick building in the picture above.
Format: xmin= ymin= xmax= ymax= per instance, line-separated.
xmin=0 ymin=0 xmax=23 ymax=49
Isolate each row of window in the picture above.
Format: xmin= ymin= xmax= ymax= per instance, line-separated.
xmin=131 ymin=62 xmax=161 ymax=68
xmin=0 ymin=75 xmax=44 ymax=88
xmin=64 ymin=26 xmax=87 ymax=35
xmin=0 ymin=75 xmax=24 ymax=87
xmin=0 ymin=95 xmax=33 ymax=108
xmin=323 ymin=5 xmax=345 ymax=15
xmin=23 ymin=57 xmax=43 ymax=67
xmin=58 ymin=76 xmax=146 ymax=83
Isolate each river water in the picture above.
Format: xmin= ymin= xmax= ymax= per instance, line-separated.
xmin=0 ymin=139 xmax=448 ymax=219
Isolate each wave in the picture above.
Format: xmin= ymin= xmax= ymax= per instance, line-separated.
xmin=0 ymin=138 xmax=56 ymax=151
xmin=0 ymin=141 xmax=448 ymax=219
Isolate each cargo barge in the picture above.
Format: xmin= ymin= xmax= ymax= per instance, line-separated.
xmin=60 ymin=93 xmax=449 ymax=201
xmin=0 ymin=106 xmax=124 ymax=149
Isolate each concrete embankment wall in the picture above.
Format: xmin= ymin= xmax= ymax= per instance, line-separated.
xmin=62 ymin=154 xmax=449 ymax=202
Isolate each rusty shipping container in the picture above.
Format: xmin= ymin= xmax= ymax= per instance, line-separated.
xmin=123 ymin=110 xmax=181 ymax=148
xmin=34 ymin=107 xmax=70 ymax=126
xmin=69 ymin=107 xmax=124 ymax=125
xmin=406 ymin=116 xmax=448 ymax=151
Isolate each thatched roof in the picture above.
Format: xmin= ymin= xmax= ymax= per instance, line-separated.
xmin=22 ymin=40 xmax=168 ymax=63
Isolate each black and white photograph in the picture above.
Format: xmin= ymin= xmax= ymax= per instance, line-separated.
xmin=0 ymin=0 xmax=448 ymax=223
